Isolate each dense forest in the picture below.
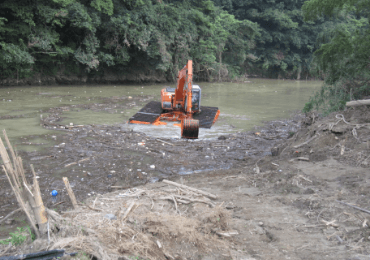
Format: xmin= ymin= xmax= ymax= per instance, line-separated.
xmin=302 ymin=0 xmax=370 ymax=112
xmin=0 ymin=0 xmax=327 ymax=83
xmin=0 ymin=0 xmax=369 ymax=111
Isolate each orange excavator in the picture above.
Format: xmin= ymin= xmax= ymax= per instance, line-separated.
xmin=129 ymin=60 xmax=220 ymax=139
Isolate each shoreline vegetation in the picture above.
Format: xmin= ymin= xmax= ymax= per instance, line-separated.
xmin=0 ymin=72 xmax=324 ymax=87
xmin=1 ymin=0 xmax=368 ymax=113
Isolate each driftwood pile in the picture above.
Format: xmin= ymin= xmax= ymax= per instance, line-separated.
xmin=0 ymin=131 xmax=237 ymax=259
xmin=46 ymin=180 xmax=234 ymax=260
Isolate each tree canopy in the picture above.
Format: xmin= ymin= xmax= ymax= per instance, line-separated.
xmin=0 ymin=0 xmax=259 ymax=82
xmin=1 ymin=0 xmax=354 ymax=84
xmin=302 ymin=0 xmax=370 ymax=113
xmin=213 ymin=0 xmax=327 ymax=79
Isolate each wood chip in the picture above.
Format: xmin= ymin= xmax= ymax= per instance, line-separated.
xmin=64 ymin=162 xmax=77 ymax=168
xmin=216 ymin=230 xmax=239 ymax=237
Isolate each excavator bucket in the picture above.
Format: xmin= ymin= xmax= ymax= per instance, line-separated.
xmin=181 ymin=119 xmax=199 ymax=139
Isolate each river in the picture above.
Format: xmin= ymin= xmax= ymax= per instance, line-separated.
xmin=0 ymin=79 xmax=322 ymax=150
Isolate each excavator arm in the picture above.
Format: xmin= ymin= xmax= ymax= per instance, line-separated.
xmin=129 ymin=60 xmax=219 ymax=139
xmin=174 ymin=60 xmax=193 ymax=114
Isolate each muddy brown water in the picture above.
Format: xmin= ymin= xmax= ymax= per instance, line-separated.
xmin=0 ymin=79 xmax=321 ymax=142
xmin=0 ymin=79 xmax=321 ymax=237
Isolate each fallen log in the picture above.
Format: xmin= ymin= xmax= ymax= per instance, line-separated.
xmin=346 ymin=99 xmax=370 ymax=107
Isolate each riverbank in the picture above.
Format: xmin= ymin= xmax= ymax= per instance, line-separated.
xmin=0 ymin=70 xmax=169 ymax=87
xmin=0 ymin=104 xmax=369 ymax=259
xmin=0 ymin=71 xmax=322 ymax=87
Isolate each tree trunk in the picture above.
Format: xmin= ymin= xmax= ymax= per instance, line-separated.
xmin=218 ymin=52 xmax=222 ymax=82
xmin=297 ymin=64 xmax=301 ymax=80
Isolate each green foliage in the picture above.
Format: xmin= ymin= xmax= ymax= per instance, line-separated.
xmin=91 ymin=0 xmax=114 ymax=16
xmin=302 ymin=0 xmax=370 ymax=112
xmin=0 ymin=226 xmax=35 ymax=246
xmin=0 ymin=0 xmax=333 ymax=82
xmin=213 ymin=0 xmax=328 ymax=79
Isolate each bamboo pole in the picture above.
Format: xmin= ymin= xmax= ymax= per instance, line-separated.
xmin=2 ymin=166 xmax=40 ymax=238
xmin=0 ymin=130 xmax=49 ymax=237
xmin=30 ymin=165 xmax=48 ymax=233
xmin=63 ymin=177 xmax=78 ymax=209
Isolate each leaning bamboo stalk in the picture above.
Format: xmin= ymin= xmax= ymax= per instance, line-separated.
xmin=3 ymin=130 xmax=26 ymax=185
xmin=0 ymin=138 xmax=20 ymax=189
xmin=2 ymin=166 xmax=40 ymax=238
xmin=63 ymin=177 xmax=78 ymax=209
xmin=0 ymin=130 xmax=48 ymax=237
xmin=30 ymin=165 xmax=48 ymax=233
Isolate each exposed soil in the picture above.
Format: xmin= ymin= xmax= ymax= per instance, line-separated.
xmin=0 ymin=98 xmax=370 ymax=260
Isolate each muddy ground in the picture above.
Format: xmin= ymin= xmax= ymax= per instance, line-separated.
xmin=0 ymin=97 xmax=370 ymax=259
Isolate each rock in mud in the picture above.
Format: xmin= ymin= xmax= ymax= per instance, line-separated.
xmin=104 ymin=214 xmax=117 ymax=220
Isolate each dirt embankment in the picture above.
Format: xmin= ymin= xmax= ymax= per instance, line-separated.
xmin=0 ymin=101 xmax=370 ymax=260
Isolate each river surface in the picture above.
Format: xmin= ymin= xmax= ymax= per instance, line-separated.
xmin=0 ymin=79 xmax=322 ymax=150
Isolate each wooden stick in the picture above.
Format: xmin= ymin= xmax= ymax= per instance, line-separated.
xmin=0 ymin=208 xmax=21 ymax=225
xmin=173 ymin=195 xmax=215 ymax=207
xmin=297 ymin=175 xmax=312 ymax=183
xmin=52 ymin=201 xmax=65 ymax=206
xmin=111 ymin=186 xmax=129 ymax=189
xmin=293 ymin=134 xmax=319 ymax=149
xmin=163 ymin=179 xmax=218 ymax=199
xmin=336 ymin=200 xmax=370 ymax=215
xmin=156 ymin=139 xmax=174 ymax=146
xmin=63 ymin=177 xmax=78 ymax=209
xmin=78 ymin=157 xmax=90 ymax=163
xmin=87 ymin=205 xmax=102 ymax=212
xmin=122 ymin=201 xmax=136 ymax=220
xmin=216 ymin=230 xmax=239 ymax=237
xmin=171 ymin=195 xmax=178 ymax=213
xmin=64 ymin=162 xmax=77 ymax=168
xmin=346 ymin=99 xmax=370 ymax=107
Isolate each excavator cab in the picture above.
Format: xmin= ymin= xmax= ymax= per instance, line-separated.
xmin=191 ymin=85 xmax=201 ymax=112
